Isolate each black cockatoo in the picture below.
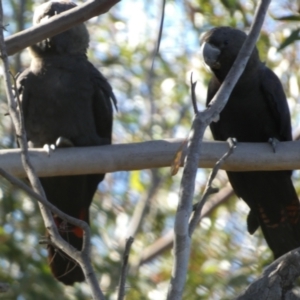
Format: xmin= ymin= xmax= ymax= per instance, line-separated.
xmin=16 ymin=0 xmax=116 ymax=285
xmin=201 ymin=26 xmax=300 ymax=259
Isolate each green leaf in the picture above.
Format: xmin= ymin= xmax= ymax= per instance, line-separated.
xmin=278 ymin=28 xmax=300 ymax=51
xmin=274 ymin=14 xmax=300 ymax=21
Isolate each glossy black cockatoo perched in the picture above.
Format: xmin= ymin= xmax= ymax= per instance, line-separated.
xmin=16 ymin=0 xmax=116 ymax=285
xmin=200 ymin=26 xmax=300 ymax=259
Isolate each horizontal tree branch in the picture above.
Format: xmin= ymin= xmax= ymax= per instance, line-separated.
xmin=5 ymin=0 xmax=120 ymax=56
xmin=2 ymin=140 xmax=300 ymax=178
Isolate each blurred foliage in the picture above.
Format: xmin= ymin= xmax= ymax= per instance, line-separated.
xmin=272 ymin=1 xmax=300 ymax=51
xmin=0 ymin=0 xmax=300 ymax=299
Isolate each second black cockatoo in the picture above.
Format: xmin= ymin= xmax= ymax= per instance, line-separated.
xmin=16 ymin=0 xmax=116 ymax=285
xmin=200 ymin=26 xmax=300 ymax=259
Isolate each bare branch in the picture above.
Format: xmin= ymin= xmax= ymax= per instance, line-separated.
xmin=150 ymin=0 xmax=166 ymax=72
xmin=118 ymin=237 xmax=134 ymax=300
xmin=190 ymin=73 xmax=198 ymax=114
xmin=167 ymin=0 xmax=271 ymax=298
xmin=0 ymin=167 xmax=91 ymax=232
xmin=236 ymin=248 xmax=300 ymax=300
xmin=0 ymin=140 xmax=299 ymax=178
xmin=5 ymin=0 xmax=120 ymax=56
xmin=189 ymin=138 xmax=236 ymax=235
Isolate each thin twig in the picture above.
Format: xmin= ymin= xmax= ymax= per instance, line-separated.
xmin=0 ymin=168 xmax=90 ymax=230
xmin=190 ymin=73 xmax=198 ymax=114
xmin=147 ymin=0 xmax=166 ymax=132
xmin=189 ymin=138 xmax=236 ymax=235
xmin=150 ymin=0 xmax=166 ymax=73
xmin=117 ymin=237 xmax=134 ymax=300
